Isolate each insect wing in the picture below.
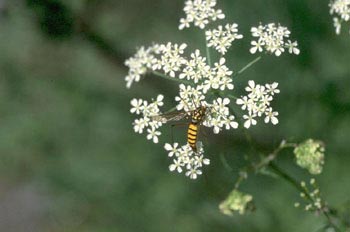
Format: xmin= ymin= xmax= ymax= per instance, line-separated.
xmin=151 ymin=111 xmax=188 ymax=123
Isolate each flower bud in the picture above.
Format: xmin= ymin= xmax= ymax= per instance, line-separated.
xmin=294 ymin=139 xmax=325 ymax=175
xmin=219 ymin=190 xmax=254 ymax=215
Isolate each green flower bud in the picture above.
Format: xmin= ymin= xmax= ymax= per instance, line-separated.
xmin=219 ymin=190 xmax=254 ymax=215
xmin=294 ymin=139 xmax=325 ymax=175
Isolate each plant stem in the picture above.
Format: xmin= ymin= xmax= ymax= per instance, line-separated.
xmin=235 ymin=56 xmax=262 ymax=77
xmin=227 ymin=94 xmax=238 ymax=100
xmin=233 ymin=141 xmax=295 ymax=189
xmin=151 ymin=71 xmax=193 ymax=85
xmin=269 ymin=163 xmax=341 ymax=231
xmin=206 ymin=43 xmax=212 ymax=67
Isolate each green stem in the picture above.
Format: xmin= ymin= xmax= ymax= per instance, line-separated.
xmin=206 ymin=44 xmax=212 ymax=67
xmin=227 ymin=94 xmax=239 ymax=100
xmin=220 ymin=153 xmax=233 ymax=173
xmin=151 ymin=71 xmax=193 ymax=85
xmin=269 ymin=163 xmax=306 ymax=196
xmin=235 ymin=56 xmax=262 ymax=77
xmin=269 ymin=163 xmax=341 ymax=231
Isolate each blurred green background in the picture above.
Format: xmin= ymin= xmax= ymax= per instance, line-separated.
xmin=0 ymin=0 xmax=350 ymax=231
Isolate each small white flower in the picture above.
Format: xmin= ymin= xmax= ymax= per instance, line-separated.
xmin=333 ymin=17 xmax=342 ymax=34
xmin=243 ymin=113 xmax=257 ymax=128
xmin=169 ymin=158 xmax=183 ymax=173
xmin=133 ymin=118 xmax=146 ymax=134
xmin=153 ymin=94 xmax=164 ymax=107
xmin=186 ymin=167 xmax=202 ymax=179
xmin=223 ymin=115 xmax=239 ymax=129
xmin=249 ymin=40 xmax=264 ymax=54
xmin=236 ymin=96 xmax=251 ymax=110
xmin=164 ymin=143 xmax=179 ymax=157
xmin=245 ymin=80 xmax=257 ymax=93
xmin=265 ymin=82 xmax=280 ymax=95
xmin=286 ymin=40 xmax=300 ymax=55
xmin=147 ymin=128 xmax=161 ymax=143
xmin=130 ymin=98 xmax=144 ymax=114
xmin=264 ymin=108 xmax=279 ymax=125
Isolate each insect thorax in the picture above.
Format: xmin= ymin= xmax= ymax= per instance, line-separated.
xmin=191 ymin=106 xmax=207 ymax=124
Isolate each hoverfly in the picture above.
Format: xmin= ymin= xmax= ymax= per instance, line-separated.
xmin=152 ymin=104 xmax=208 ymax=152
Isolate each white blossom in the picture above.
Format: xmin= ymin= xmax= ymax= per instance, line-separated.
xmin=126 ymin=1 xmax=294 ymax=180
xmin=130 ymin=98 xmax=144 ymax=114
xmin=285 ymin=40 xmax=300 ymax=55
xmin=205 ymin=23 xmax=243 ymax=54
xmin=237 ymin=81 xmax=280 ymax=128
xmin=152 ymin=43 xmax=188 ymax=77
xmin=249 ymin=23 xmax=299 ymax=56
xmin=125 ymin=46 xmax=157 ymax=88
xmin=169 ymin=158 xmax=183 ymax=173
xmin=201 ymin=57 xmax=234 ymax=93
xmin=131 ymin=95 xmax=165 ymax=142
xmin=329 ymin=0 xmax=350 ymax=34
xmin=179 ymin=49 xmax=211 ymax=83
xmin=179 ymin=0 xmax=225 ymax=30
xmin=147 ymin=128 xmax=161 ymax=143
xmin=186 ymin=167 xmax=202 ymax=179
xmin=165 ymin=142 xmax=209 ymax=179
xmin=164 ymin=143 xmax=180 ymax=157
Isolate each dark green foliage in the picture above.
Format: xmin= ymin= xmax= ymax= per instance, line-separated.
xmin=0 ymin=0 xmax=350 ymax=231
xmin=26 ymin=0 xmax=74 ymax=39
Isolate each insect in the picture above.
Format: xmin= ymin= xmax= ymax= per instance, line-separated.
xmin=152 ymin=105 xmax=208 ymax=152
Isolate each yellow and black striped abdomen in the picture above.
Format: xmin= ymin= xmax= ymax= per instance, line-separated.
xmin=187 ymin=123 xmax=198 ymax=152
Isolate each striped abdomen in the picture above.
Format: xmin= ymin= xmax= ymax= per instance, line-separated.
xmin=187 ymin=123 xmax=198 ymax=152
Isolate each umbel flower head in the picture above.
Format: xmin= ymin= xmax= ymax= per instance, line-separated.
xmin=125 ymin=0 xmax=300 ymax=179
xmin=179 ymin=0 xmax=225 ymax=30
xmin=294 ymin=139 xmax=325 ymax=175
xmin=329 ymin=0 xmax=350 ymax=34
xmin=219 ymin=190 xmax=254 ymax=215
xmin=164 ymin=142 xmax=210 ymax=179
xmin=250 ymin=23 xmax=300 ymax=56
xmin=206 ymin=23 xmax=243 ymax=54
xmin=236 ymin=80 xmax=280 ymax=128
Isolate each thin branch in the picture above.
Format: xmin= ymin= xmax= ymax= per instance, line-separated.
xmin=233 ymin=140 xmax=296 ymax=189
xmin=234 ymin=56 xmax=262 ymax=77
xmin=206 ymin=44 xmax=212 ymax=67
xmin=269 ymin=163 xmax=341 ymax=231
xmin=77 ymin=19 xmax=127 ymax=66
xmin=151 ymin=71 xmax=194 ymax=85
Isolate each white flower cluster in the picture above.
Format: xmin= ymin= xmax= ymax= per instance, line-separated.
xmin=329 ymin=0 xmax=350 ymax=34
xmin=236 ymin=80 xmax=280 ymax=128
xmin=165 ymin=142 xmax=210 ymax=179
xmin=206 ymin=23 xmax=243 ymax=54
xmin=130 ymin=95 xmax=164 ymax=143
xmin=125 ymin=0 xmax=299 ymax=179
xmin=250 ymin=23 xmax=300 ymax=56
xmin=203 ymin=97 xmax=239 ymax=134
xmin=127 ymin=47 xmax=239 ymax=179
xmin=125 ymin=46 xmax=156 ymax=88
xmin=125 ymin=43 xmax=188 ymax=89
xmin=179 ymin=0 xmax=225 ymax=30
xmin=175 ymin=84 xmax=238 ymax=134
xmin=152 ymin=43 xmax=188 ymax=77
